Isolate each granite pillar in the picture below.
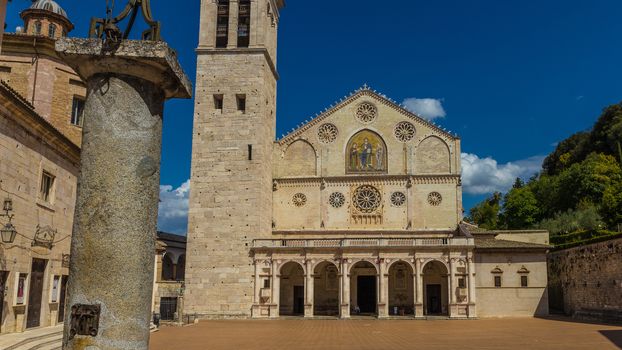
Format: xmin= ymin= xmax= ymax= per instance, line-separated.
xmin=56 ymin=38 xmax=191 ymax=350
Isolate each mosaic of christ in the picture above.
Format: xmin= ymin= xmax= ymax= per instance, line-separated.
xmin=346 ymin=130 xmax=387 ymax=173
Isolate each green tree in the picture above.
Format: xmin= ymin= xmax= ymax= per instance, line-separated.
xmin=468 ymin=192 xmax=502 ymax=229
xmin=501 ymin=187 xmax=539 ymax=229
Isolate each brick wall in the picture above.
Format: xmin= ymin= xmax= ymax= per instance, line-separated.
xmin=548 ymin=237 xmax=622 ymax=323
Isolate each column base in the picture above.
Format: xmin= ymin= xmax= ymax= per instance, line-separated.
xmin=414 ymin=303 xmax=424 ymax=318
xmin=340 ymin=303 xmax=350 ymax=319
xmin=377 ymin=303 xmax=388 ymax=318
xmin=467 ymin=303 xmax=477 ymax=318
xmin=269 ymin=304 xmax=279 ymax=318
xmin=251 ymin=304 xmax=273 ymax=318
xmin=304 ymin=304 xmax=314 ymax=318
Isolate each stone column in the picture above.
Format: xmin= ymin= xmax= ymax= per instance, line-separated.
xmin=467 ymin=256 xmax=477 ymax=318
xmin=228 ymin=0 xmax=239 ymax=48
xmin=449 ymin=258 xmax=456 ymax=317
xmin=270 ymin=261 xmax=280 ymax=318
xmin=251 ymin=259 xmax=261 ymax=317
xmin=415 ymin=258 xmax=423 ymax=317
xmin=304 ymin=260 xmax=314 ymax=318
xmin=56 ymin=38 xmax=191 ymax=350
xmin=340 ymin=259 xmax=350 ymax=318
xmin=378 ymin=259 xmax=388 ymax=318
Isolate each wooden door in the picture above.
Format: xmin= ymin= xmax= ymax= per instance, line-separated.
xmin=58 ymin=275 xmax=68 ymax=323
xmin=27 ymin=259 xmax=47 ymax=328
xmin=0 ymin=271 xmax=7 ymax=333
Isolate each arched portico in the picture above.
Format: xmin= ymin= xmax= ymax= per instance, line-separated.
xmin=350 ymin=260 xmax=378 ymax=315
xmin=422 ymin=260 xmax=449 ymax=316
xmin=388 ymin=261 xmax=414 ymax=316
xmin=279 ymin=261 xmax=305 ymax=316
xmin=313 ymin=261 xmax=340 ymax=316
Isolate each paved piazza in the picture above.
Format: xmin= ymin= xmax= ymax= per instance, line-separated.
xmin=150 ymin=317 xmax=622 ymax=350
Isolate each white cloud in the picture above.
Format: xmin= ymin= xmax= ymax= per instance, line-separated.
xmin=461 ymin=153 xmax=545 ymax=195
xmin=158 ymin=180 xmax=190 ymax=235
xmin=402 ymin=98 xmax=447 ymax=121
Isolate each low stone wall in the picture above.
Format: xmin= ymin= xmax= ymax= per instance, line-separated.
xmin=548 ymin=237 xmax=622 ymax=323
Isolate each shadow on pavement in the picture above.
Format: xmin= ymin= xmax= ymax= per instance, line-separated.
xmin=599 ymin=330 xmax=622 ymax=349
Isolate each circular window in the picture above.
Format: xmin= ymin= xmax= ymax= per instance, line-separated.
xmin=292 ymin=193 xmax=307 ymax=207
xmin=353 ymin=185 xmax=382 ymax=213
xmin=329 ymin=192 xmax=346 ymax=208
xmin=394 ymin=121 xmax=416 ymax=142
xmin=391 ymin=192 xmax=406 ymax=207
xmin=428 ymin=192 xmax=443 ymax=206
xmin=318 ymin=123 xmax=338 ymax=144
xmin=355 ymin=102 xmax=378 ymax=124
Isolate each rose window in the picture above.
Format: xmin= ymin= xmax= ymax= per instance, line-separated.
xmin=428 ymin=192 xmax=442 ymax=206
xmin=394 ymin=121 xmax=416 ymax=142
xmin=355 ymin=102 xmax=378 ymax=124
xmin=292 ymin=193 xmax=307 ymax=207
xmin=329 ymin=192 xmax=346 ymax=208
xmin=352 ymin=185 xmax=382 ymax=213
xmin=318 ymin=123 xmax=338 ymax=144
xmin=391 ymin=192 xmax=406 ymax=207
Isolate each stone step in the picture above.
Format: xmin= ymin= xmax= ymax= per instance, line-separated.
xmin=5 ymin=332 xmax=62 ymax=350
xmin=30 ymin=335 xmax=63 ymax=350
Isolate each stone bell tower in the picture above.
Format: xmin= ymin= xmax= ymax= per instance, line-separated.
xmin=185 ymin=0 xmax=285 ymax=317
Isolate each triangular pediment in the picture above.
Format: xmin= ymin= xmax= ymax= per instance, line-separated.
xmin=277 ymin=85 xmax=458 ymax=146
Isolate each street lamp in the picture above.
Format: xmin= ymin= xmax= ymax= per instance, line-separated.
xmin=0 ymin=197 xmax=16 ymax=244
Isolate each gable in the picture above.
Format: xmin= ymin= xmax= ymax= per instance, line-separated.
xmin=273 ymin=86 xmax=461 ymax=178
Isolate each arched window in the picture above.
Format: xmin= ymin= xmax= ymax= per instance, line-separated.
xmin=216 ymin=0 xmax=230 ymax=48
xmin=237 ymin=0 xmax=251 ymax=47
xmin=161 ymin=254 xmax=174 ymax=281
xmin=48 ymin=24 xmax=57 ymax=38
xmin=34 ymin=21 xmax=42 ymax=35
xmin=346 ymin=129 xmax=388 ymax=174
xmin=176 ymin=254 xmax=186 ymax=281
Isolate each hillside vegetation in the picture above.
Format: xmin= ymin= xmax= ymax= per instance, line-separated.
xmin=468 ymin=102 xmax=622 ymax=247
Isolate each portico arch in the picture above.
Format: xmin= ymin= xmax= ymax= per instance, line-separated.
xmin=350 ymin=261 xmax=378 ymax=315
xmin=388 ymin=261 xmax=414 ymax=316
xmin=279 ymin=261 xmax=305 ymax=316
xmin=422 ymin=260 xmax=449 ymax=316
xmin=313 ymin=261 xmax=340 ymax=316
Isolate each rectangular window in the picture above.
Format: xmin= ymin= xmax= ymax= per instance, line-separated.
xmin=494 ymin=276 xmax=502 ymax=288
xmin=214 ymin=94 xmax=224 ymax=111
xmin=237 ymin=0 xmax=251 ymax=47
xmin=248 ymin=144 xmax=253 ymax=160
xmin=521 ymin=275 xmax=528 ymax=287
xmin=216 ymin=0 xmax=230 ymax=48
xmin=236 ymin=94 xmax=246 ymax=113
xmin=71 ymin=97 xmax=85 ymax=126
xmin=16 ymin=273 xmax=27 ymax=305
xmin=40 ymin=171 xmax=55 ymax=203
xmin=458 ymin=277 xmax=466 ymax=288
xmin=263 ymin=279 xmax=270 ymax=288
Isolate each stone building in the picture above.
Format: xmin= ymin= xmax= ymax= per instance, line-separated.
xmin=0 ymin=0 xmax=83 ymax=333
xmin=185 ymin=0 xmax=551 ymax=319
xmin=153 ymin=232 xmax=187 ymax=322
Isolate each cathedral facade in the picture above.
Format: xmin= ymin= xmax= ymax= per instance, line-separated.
xmin=185 ymin=0 xmax=550 ymax=319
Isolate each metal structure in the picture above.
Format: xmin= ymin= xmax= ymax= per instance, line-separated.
xmin=0 ymin=197 xmax=16 ymax=244
xmin=89 ymin=0 xmax=161 ymax=51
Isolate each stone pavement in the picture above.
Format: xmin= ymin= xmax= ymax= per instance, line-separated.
xmin=149 ymin=317 xmax=622 ymax=350
xmin=0 ymin=325 xmax=62 ymax=350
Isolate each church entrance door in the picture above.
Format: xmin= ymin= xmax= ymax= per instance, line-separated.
xmin=357 ymin=276 xmax=376 ymax=314
xmin=293 ymin=286 xmax=304 ymax=315
xmin=426 ymin=284 xmax=442 ymax=315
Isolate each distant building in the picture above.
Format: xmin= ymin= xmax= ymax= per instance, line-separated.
xmin=153 ymin=232 xmax=186 ymax=323
xmin=0 ymin=0 xmax=83 ymax=333
xmin=184 ymin=0 xmax=551 ymax=319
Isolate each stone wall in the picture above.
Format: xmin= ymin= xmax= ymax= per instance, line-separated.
xmin=0 ymin=88 xmax=78 ymax=333
xmin=548 ymin=237 xmax=622 ymax=323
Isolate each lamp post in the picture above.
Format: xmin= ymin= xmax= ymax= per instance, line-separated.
xmin=0 ymin=198 xmax=17 ymax=244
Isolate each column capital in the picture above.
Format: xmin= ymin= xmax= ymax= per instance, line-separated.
xmin=56 ymin=38 xmax=192 ymax=100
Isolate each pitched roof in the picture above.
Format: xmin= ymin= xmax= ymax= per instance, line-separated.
xmin=474 ymin=237 xmax=551 ymax=250
xmin=277 ymin=84 xmax=459 ymax=146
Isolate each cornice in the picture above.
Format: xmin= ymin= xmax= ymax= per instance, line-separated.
xmin=274 ymin=174 xmax=461 ymax=187
xmin=195 ymin=47 xmax=279 ymax=80
xmin=0 ymin=80 xmax=80 ymax=165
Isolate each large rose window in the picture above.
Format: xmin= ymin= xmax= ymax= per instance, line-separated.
xmin=352 ymin=186 xmax=382 ymax=213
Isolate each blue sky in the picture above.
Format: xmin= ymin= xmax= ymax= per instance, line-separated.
xmin=6 ymin=1 xmax=622 ymax=235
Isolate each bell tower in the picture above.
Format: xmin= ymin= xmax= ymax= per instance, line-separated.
xmin=185 ymin=0 xmax=284 ymax=317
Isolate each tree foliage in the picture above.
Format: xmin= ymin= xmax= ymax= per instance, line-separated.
xmin=469 ymin=101 xmax=622 ymax=232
